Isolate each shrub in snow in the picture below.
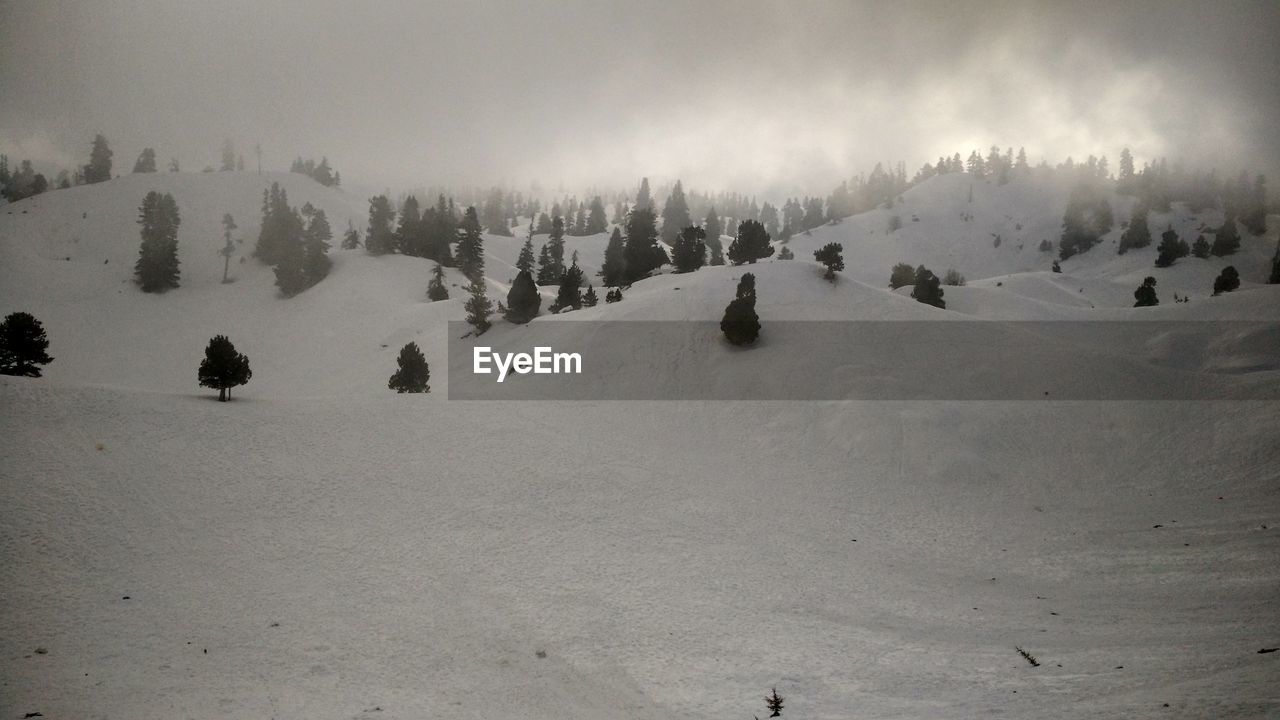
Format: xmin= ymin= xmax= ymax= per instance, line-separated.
xmin=943 ymin=268 xmax=966 ymax=286
xmin=0 ymin=312 xmax=54 ymax=377
xmin=1052 ymin=259 xmax=1062 ymax=273
xmin=1212 ymin=266 xmax=1240 ymax=296
xmin=911 ymin=265 xmax=946 ymax=309
xmin=198 ymin=335 xmax=251 ymax=401
xmin=1133 ymin=276 xmax=1159 ymax=307
xmin=721 ymin=273 xmax=760 ymax=346
xmin=889 ymin=262 xmax=915 ymax=289
xmin=388 ymin=342 xmax=430 ymax=393
xmin=504 ymin=269 xmax=541 ymax=323
xmin=605 ymin=287 xmax=623 ymax=303
xmin=813 ymin=242 xmax=844 ymax=280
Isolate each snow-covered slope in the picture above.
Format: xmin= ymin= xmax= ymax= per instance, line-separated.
xmin=1 ymin=171 xmax=1278 ymax=719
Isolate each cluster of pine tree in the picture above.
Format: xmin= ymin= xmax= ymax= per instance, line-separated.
xmin=385 ymin=194 xmax=457 ymax=263
xmin=135 ymin=191 xmax=182 ymax=292
xmin=536 ymin=217 xmax=568 ymax=284
xmin=598 ymin=205 xmax=668 ymax=285
xmin=254 ymin=183 xmax=332 ymax=296
xmin=0 ymin=156 xmax=49 ymax=201
xmin=289 ymin=156 xmax=340 ymax=186
xmin=1058 ymin=182 xmax=1114 ymax=260
xmin=910 ymin=265 xmax=945 ymax=308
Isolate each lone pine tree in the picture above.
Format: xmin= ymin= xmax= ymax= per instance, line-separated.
xmin=600 ymin=227 xmax=627 ymax=287
xmin=582 ymin=284 xmax=598 ymax=307
xmin=889 ymin=262 xmax=916 ymax=289
xmin=455 ymin=206 xmax=486 ymax=281
xmin=764 ymin=687 xmax=785 ymax=718
xmin=721 ymin=273 xmax=760 ymax=346
xmin=84 ymin=134 xmax=113 ymax=184
xmin=135 ymin=191 xmax=181 ymax=292
xmin=464 ymin=278 xmax=493 ymax=335
xmin=813 ymin=242 xmax=844 ymax=280
xmin=551 ymin=263 xmax=584 ymax=312
xmin=1133 ymin=276 xmax=1159 ymax=307
xmin=622 ymin=206 xmax=666 ymax=283
xmin=387 ymin=341 xmax=430 ymax=393
xmin=1210 ymin=217 xmax=1241 ymax=257
xmin=1154 ymin=226 xmax=1190 ymax=267
xmin=198 ymin=335 xmax=251 ymax=401
xmin=427 ymin=263 xmax=450 ymax=301
xmin=505 ymin=269 xmax=541 ymax=323
xmin=1117 ymin=204 xmax=1151 ymax=254
xmin=1191 ymin=234 xmax=1211 ymax=258
xmin=0 ymin=311 xmax=54 ymax=377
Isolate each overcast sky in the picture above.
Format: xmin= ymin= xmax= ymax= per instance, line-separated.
xmin=2 ymin=0 xmax=1277 ymax=199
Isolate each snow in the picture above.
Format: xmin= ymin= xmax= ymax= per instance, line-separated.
xmin=1 ymin=170 xmax=1278 ymax=718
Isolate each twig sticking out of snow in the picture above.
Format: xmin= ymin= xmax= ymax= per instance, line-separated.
xmin=1015 ymin=646 xmax=1040 ymax=667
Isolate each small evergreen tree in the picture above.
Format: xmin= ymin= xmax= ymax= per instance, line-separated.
xmin=660 ymin=180 xmax=692 ymax=245
xmin=1154 ymin=226 xmax=1189 ymax=267
xmin=605 ymin=287 xmax=623 ymax=303
xmin=1117 ymin=204 xmax=1151 ymax=254
xmin=1133 ymin=276 xmax=1159 ymax=307
xmin=84 ymin=134 xmax=113 ymax=184
xmin=1210 ymin=217 xmax=1241 ymax=257
xmin=132 ymin=148 xmax=157 ymax=173
xmin=764 ymin=687 xmax=785 ymax=718
xmin=600 ymin=227 xmax=627 ymax=286
xmin=1212 ymin=266 xmax=1240 ymax=296
xmin=220 ymin=213 xmax=237 ymax=283
xmin=671 ymin=225 xmax=707 ymax=273
xmin=727 ymin=219 xmax=773 ymax=265
xmin=427 ymin=263 xmax=450 ymax=301
xmin=943 ymin=268 xmax=966 ymax=286
xmin=911 ymin=265 xmax=945 ymax=308
xmin=1191 ymin=234 xmax=1210 ymax=258
xmin=813 ymin=242 xmax=844 ymax=280
xmin=622 ymin=206 xmax=666 ymax=282
xmin=582 ymin=284 xmax=598 ymax=307
xmin=551 ymin=263 xmax=584 ymax=312
xmin=388 ymin=341 xmax=430 ymax=393
xmin=365 ymin=195 xmax=397 ymax=255
xmin=585 ymin=196 xmax=608 ymax=234
xmin=720 ymin=273 xmax=760 ymax=346
xmin=341 ymin=221 xmax=361 ymax=250
xmin=456 ymin=206 xmax=486 ymax=281
xmin=1052 ymin=259 xmax=1062 ymax=273
xmin=135 ymin=191 xmax=181 ymax=292
xmin=777 ymin=247 xmax=794 ymax=260
xmin=464 ymin=278 xmax=493 ymax=335
xmin=505 ymin=269 xmax=541 ymax=322
xmin=889 ymin=262 xmax=915 ymax=289
xmin=198 ymin=335 xmax=251 ymax=401
xmin=516 ymin=235 xmax=536 ymax=274
xmin=703 ymin=209 xmax=723 ymax=265
xmin=301 ymin=207 xmax=333 ymax=288
xmin=0 ymin=312 xmax=53 ymax=377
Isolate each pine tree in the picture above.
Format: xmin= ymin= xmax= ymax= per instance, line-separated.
xmin=365 ymin=195 xmax=397 ymax=256
xmin=600 ymin=227 xmax=627 ymax=286
xmin=220 ymin=213 xmax=237 ymax=283
xmin=889 ymin=262 xmax=915 ymax=289
xmin=132 ymin=148 xmax=157 ymax=173
xmin=814 ymin=242 xmax=844 ymax=280
xmin=84 ymin=134 xmax=113 ymax=184
xmin=427 ymin=263 xmax=450 ymax=301
xmin=1052 ymin=259 xmax=1062 ymax=273
xmin=1155 ymin=226 xmax=1189 ymax=267
xmin=464 ymin=278 xmax=493 ymax=335
xmin=660 ymin=180 xmax=692 ymax=245
xmin=505 ymin=269 xmax=541 ymax=322
xmin=1133 ymin=276 xmax=1158 ymax=307
xmin=545 ymin=216 xmax=567 ymax=280
xmin=0 ymin=312 xmax=54 ymax=377
xmin=387 ymin=342 xmax=430 ymax=393
xmin=703 ymin=209 xmax=724 ymax=265
xmin=341 ymin=221 xmax=361 ymax=250
xmin=397 ymin=196 xmax=422 ymax=255
xmin=551 ymin=263 xmax=584 ymax=312
xmin=482 ymin=187 xmax=511 ymax=235
xmin=582 ymin=284 xmax=598 ymax=307
xmin=1212 ymin=266 xmax=1240 ymax=296
xmin=634 ymin=177 xmax=652 ymax=211
xmin=1191 ymin=235 xmax=1210 ymax=258
xmin=911 ymin=265 xmax=945 ymax=308
xmin=777 ymin=246 xmax=794 ymax=260
xmin=605 ymin=287 xmax=623 ymax=303
xmin=727 ymin=219 xmax=773 ymax=265
xmin=198 ymin=335 xmax=251 ymax=401
xmin=623 ymin=206 xmax=666 ymax=282
xmin=516 ymin=234 xmax=536 ymax=274
xmin=301 ymin=207 xmax=333 ymax=288
xmin=585 ymin=196 xmax=608 ymax=234
xmin=1210 ymin=217 xmax=1241 ymax=256
xmin=1117 ymin=203 xmax=1151 ymax=254
xmin=721 ymin=273 xmax=760 ymax=346
xmin=671 ymin=225 xmax=707 ymax=273
xmin=272 ymin=208 xmax=309 ymax=296
xmin=135 ymin=191 xmax=181 ymax=292
xmin=537 ymin=243 xmax=557 ymax=285
xmin=764 ymin=687 xmax=785 ymax=718
xmin=456 ymin=206 xmax=486 ymax=281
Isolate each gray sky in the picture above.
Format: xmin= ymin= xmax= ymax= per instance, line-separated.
xmin=2 ymin=0 xmax=1277 ymax=199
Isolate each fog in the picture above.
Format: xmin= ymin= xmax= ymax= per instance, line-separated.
xmin=2 ymin=0 xmax=1277 ymax=197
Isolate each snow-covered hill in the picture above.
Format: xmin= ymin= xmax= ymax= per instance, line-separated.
xmin=1 ymin=171 xmax=1278 ymax=719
